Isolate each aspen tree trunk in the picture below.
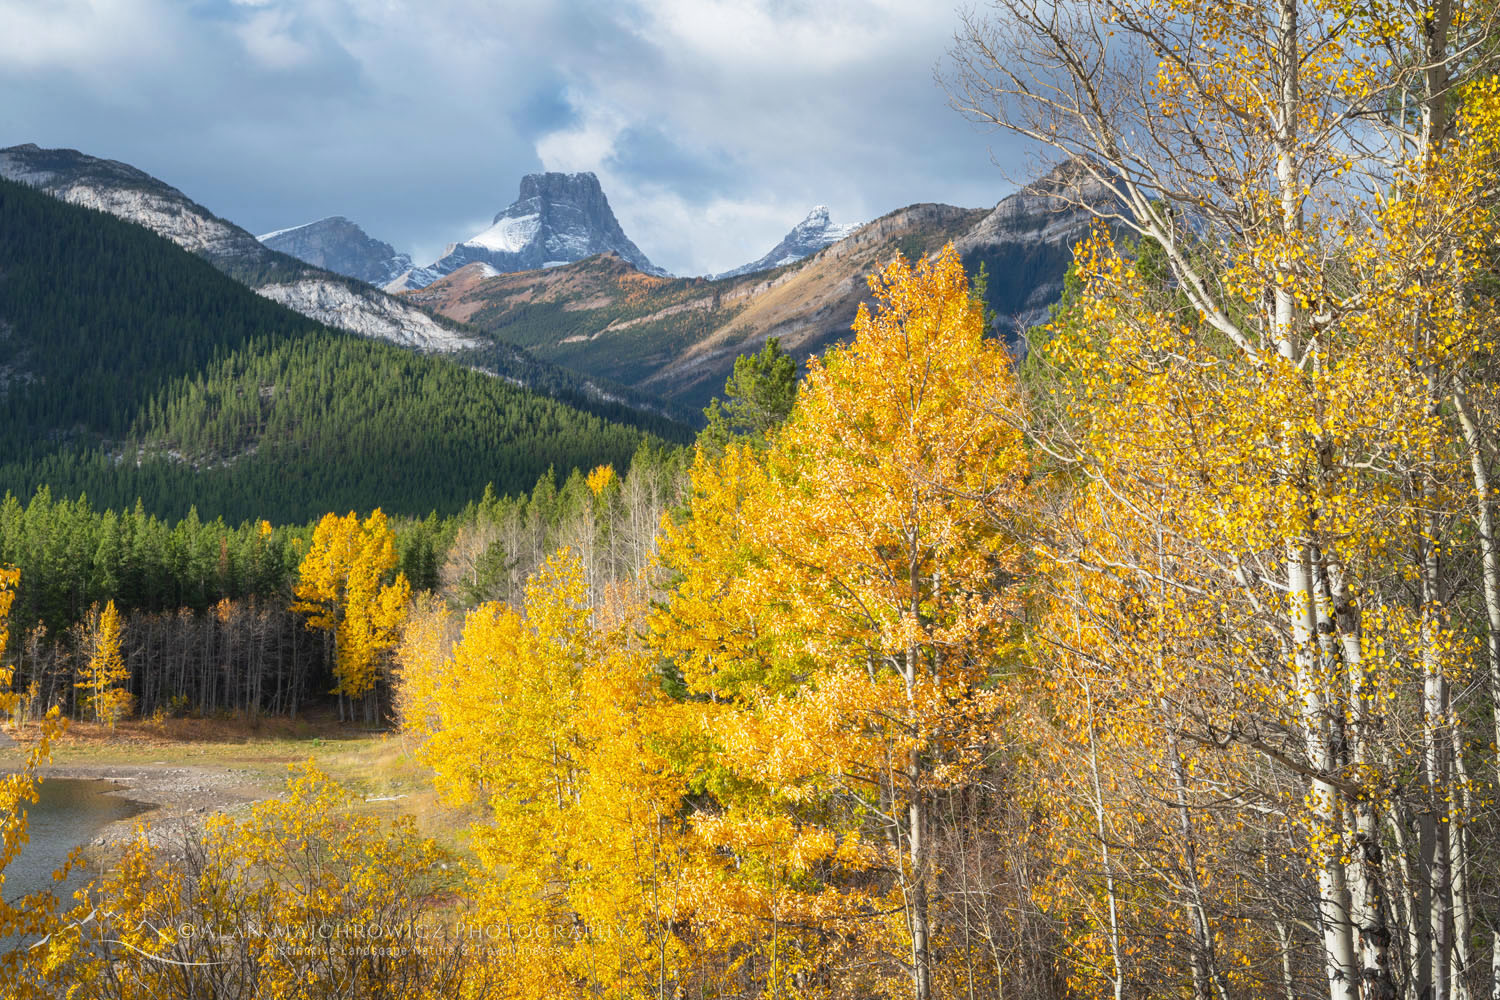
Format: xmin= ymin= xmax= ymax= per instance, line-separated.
xmin=1453 ymin=393 xmax=1500 ymax=763
xmin=1165 ymin=726 xmax=1226 ymax=1000
xmin=1452 ymin=393 xmax=1500 ymax=1000
xmin=905 ymin=552 xmax=931 ymax=1000
xmin=1277 ymin=916 xmax=1300 ymax=1000
xmin=1421 ymin=515 xmax=1453 ymax=1000
xmin=1281 ymin=365 xmax=1359 ymax=999
xmin=1272 ymin=2 xmax=1358 ymax=987
xmin=1415 ymin=13 xmax=1457 ymax=995
xmin=1323 ymin=558 xmax=1396 ymax=1000
xmin=1082 ymin=672 xmax=1125 ymax=1000
xmin=1387 ymin=810 xmax=1424 ymax=987
xmin=900 ymin=620 xmax=924 ymax=995
xmin=1157 ymin=526 xmax=1228 ymax=1000
xmin=1378 ymin=852 xmax=1411 ymax=990
xmin=1493 ymin=937 xmax=1500 ymax=1000
xmin=907 ymin=751 xmax=930 ymax=1000
xmin=1278 ymin=273 xmax=1359 ymax=1000
xmin=1451 ymin=730 xmax=1474 ymax=1000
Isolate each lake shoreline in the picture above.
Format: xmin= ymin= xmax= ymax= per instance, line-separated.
xmin=26 ymin=761 xmax=277 ymax=847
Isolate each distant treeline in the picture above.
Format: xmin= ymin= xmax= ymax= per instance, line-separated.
xmin=0 ymin=441 xmax=688 ymax=719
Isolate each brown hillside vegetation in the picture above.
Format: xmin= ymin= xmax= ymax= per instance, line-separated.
xmin=403 ymin=163 xmax=1108 ymax=410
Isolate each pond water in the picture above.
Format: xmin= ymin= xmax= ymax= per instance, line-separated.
xmin=5 ymin=778 xmax=150 ymax=906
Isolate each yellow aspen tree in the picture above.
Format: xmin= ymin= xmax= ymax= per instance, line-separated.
xmin=585 ymin=463 xmax=617 ymax=496
xmin=1005 ymin=89 xmax=1500 ymax=998
xmin=392 ymin=592 xmax=456 ymax=742
xmin=420 ymin=550 xmax=695 ymax=998
xmin=951 ymin=2 xmax=1500 ymax=997
xmin=34 ymin=763 xmax=488 ymax=1000
xmin=292 ymin=509 xmax=410 ymax=720
xmin=75 ymin=600 xmax=131 ymax=728
xmin=654 ymin=245 xmax=1030 ymax=1000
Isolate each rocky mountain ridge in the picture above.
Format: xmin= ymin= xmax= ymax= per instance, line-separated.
xmin=0 ymin=143 xmax=690 ymax=427
xmin=0 ymin=144 xmax=477 ymax=353
xmin=402 ymin=159 xmax=1109 ymax=409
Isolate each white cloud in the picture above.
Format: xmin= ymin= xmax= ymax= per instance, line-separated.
xmin=0 ymin=0 xmax=180 ymax=81
xmin=235 ymin=8 xmax=317 ymax=70
xmin=516 ymin=0 xmax=1005 ymax=273
xmin=629 ymin=0 xmax=947 ymax=75
xmin=0 ymin=0 xmax=1024 ymax=276
xmin=535 ymin=98 xmax=627 ymax=174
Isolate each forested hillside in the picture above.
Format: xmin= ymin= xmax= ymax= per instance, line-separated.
xmin=0 ymin=177 xmax=681 ymax=522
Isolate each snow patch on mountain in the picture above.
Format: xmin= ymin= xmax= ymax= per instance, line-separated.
xmin=0 ymin=144 xmax=476 ymax=355
xmin=467 ymin=212 xmax=542 ymax=253
xmin=255 ymin=280 xmax=478 ymax=352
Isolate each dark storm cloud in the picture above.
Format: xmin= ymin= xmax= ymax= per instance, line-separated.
xmin=0 ymin=0 xmax=1033 ymax=276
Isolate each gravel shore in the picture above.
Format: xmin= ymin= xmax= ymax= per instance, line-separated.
xmin=32 ymin=761 xmax=276 ymax=845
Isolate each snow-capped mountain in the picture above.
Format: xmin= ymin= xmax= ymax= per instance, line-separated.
xmin=0 ymin=144 xmax=475 ymax=352
xmin=713 ymin=206 xmax=860 ymax=280
xmin=385 ymin=172 xmax=664 ymax=291
xmin=258 ymin=216 xmax=412 ymax=287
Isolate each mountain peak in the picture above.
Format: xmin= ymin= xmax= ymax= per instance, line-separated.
xmin=513 ymin=171 xmax=604 ymax=207
xmin=0 ymin=143 xmax=477 ymax=352
xmin=258 ymin=216 xmax=412 ymax=287
xmin=713 ymin=205 xmax=860 ymax=280
xmin=392 ymin=171 xmax=664 ymax=290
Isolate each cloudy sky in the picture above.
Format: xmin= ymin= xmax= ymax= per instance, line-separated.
xmin=0 ymin=0 xmax=1033 ymax=276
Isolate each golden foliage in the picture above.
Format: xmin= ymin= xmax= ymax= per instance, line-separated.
xmin=33 ymin=762 xmax=489 ymax=1000
xmin=293 ymin=509 xmax=411 ymax=700
xmin=419 ymin=550 xmax=693 ymax=997
xmin=75 ymin=600 xmax=132 ymax=728
xmin=0 ymin=568 xmax=70 ymax=995
xmin=650 ymin=244 xmax=1031 ymax=996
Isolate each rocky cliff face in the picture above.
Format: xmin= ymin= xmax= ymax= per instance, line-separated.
xmin=400 ymin=201 xmax=990 ymax=409
xmin=955 ymin=157 xmax=1123 ymax=334
xmin=385 ymin=171 xmax=664 ymax=291
xmin=713 ymin=205 xmax=859 ymax=279
xmin=0 ymin=144 xmax=476 ymax=353
xmin=258 ymin=216 xmax=412 ymax=287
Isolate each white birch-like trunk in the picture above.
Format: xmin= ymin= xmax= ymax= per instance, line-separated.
xmin=905 ymin=549 xmax=930 ymax=1000
xmin=1271 ymin=2 xmax=1359 ymax=986
xmin=1454 ymin=391 xmax=1500 ymax=774
xmin=1451 ymin=727 xmax=1474 ymax=1000
xmin=1275 ymin=106 xmax=1358 ymax=1000
xmin=1323 ymin=560 xmax=1395 ymax=1000
xmin=1422 ymin=509 xmax=1453 ymax=1000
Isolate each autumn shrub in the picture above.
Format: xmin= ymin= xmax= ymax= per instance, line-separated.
xmin=22 ymin=763 xmax=496 ymax=1000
